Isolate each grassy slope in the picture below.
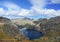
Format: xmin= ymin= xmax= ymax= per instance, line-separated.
xmin=0 ymin=29 xmax=14 ymax=39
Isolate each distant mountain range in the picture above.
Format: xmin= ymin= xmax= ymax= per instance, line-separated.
xmin=0 ymin=16 xmax=60 ymax=42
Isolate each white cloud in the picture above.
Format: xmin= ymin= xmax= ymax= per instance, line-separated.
xmin=0 ymin=8 xmax=6 ymax=15
xmin=51 ymin=0 xmax=60 ymax=4
xmin=3 ymin=2 xmax=21 ymax=16
xmin=19 ymin=9 xmax=30 ymax=16
xmin=30 ymin=0 xmax=47 ymax=8
xmin=39 ymin=9 xmax=60 ymax=17
xmin=19 ymin=9 xmax=35 ymax=16
xmin=29 ymin=0 xmax=60 ymax=17
xmin=6 ymin=9 xmax=20 ymax=16
xmin=3 ymin=2 xmax=21 ymax=10
xmin=0 ymin=2 xmax=34 ymax=17
xmin=0 ymin=0 xmax=60 ymax=18
xmin=31 ymin=7 xmax=60 ymax=17
xmin=30 ymin=3 xmax=60 ymax=17
xmin=0 ymin=2 xmax=20 ymax=16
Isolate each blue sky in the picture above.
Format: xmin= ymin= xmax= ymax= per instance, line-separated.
xmin=0 ymin=0 xmax=60 ymax=19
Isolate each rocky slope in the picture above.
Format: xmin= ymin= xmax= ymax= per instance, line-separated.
xmin=0 ymin=17 xmax=20 ymax=39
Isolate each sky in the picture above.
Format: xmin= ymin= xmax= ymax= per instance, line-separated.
xmin=0 ymin=0 xmax=60 ymax=19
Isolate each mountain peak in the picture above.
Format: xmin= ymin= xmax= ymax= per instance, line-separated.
xmin=0 ymin=17 xmax=11 ymax=24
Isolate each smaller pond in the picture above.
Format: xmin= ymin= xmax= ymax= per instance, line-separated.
xmin=19 ymin=28 xmax=44 ymax=40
